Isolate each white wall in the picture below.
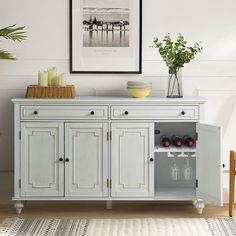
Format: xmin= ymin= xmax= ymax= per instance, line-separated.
xmin=0 ymin=0 xmax=236 ymax=203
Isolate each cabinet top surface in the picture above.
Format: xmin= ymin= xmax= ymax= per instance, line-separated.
xmin=12 ymin=96 xmax=206 ymax=105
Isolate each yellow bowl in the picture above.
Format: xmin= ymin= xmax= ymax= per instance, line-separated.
xmin=128 ymin=88 xmax=151 ymax=98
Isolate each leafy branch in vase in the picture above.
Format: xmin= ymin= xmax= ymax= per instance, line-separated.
xmin=152 ymin=33 xmax=203 ymax=74
xmin=152 ymin=33 xmax=203 ymax=97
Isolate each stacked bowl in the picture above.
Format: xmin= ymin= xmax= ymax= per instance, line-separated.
xmin=127 ymin=81 xmax=152 ymax=98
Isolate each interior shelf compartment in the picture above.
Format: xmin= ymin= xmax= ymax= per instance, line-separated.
xmin=154 ymin=152 xmax=196 ymax=200
xmin=154 ymin=122 xmax=196 ymax=152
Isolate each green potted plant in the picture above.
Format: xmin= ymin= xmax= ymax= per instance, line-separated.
xmin=0 ymin=24 xmax=26 ymax=60
xmin=152 ymin=33 xmax=203 ymax=98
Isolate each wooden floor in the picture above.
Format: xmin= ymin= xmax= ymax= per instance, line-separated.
xmin=0 ymin=203 xmax=233 ymax=222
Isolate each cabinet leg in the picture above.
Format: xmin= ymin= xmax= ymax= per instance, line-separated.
xmin=106 ymin=201 xmax=112 ymax=210
xmin=193 ymin=199 xmax=205 ymax=214
xmin=14 ymin=201 xmax=24 ymax=214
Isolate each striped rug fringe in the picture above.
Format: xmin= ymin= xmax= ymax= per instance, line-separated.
xmin=0 ymin=218 xmax=17 ymax=234
xmin=1 ymin=217 xmax=236 ymax=236
xmin=0 ymin=218 xmax=88 ymax=236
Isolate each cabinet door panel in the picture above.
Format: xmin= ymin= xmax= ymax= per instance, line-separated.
xmin=196 ymin=123 xmax=223 ymax=205
xmin=65 ymin=123 xmax=109 ymax=197
xmin=21 ymin=122 xmax=64 ymax=197
xmin=111 ymin=123 xmax=154 ymax=198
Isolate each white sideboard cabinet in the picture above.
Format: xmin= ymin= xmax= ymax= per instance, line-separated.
xmin=12 ymin=96 xmax=223 ymax=214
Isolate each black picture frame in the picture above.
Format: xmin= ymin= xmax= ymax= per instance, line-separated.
xmin=69 ymin=0 xmax=142 ymax=74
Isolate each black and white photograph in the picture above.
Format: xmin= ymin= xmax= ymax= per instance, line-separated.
xmin=83 ymin=0 xmax=130 ymax=47
xmin=70 ymin=0 xmax=141 ymax=73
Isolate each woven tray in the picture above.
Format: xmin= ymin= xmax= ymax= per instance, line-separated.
xmin=25 ymin=85 xmax=76 ymax=98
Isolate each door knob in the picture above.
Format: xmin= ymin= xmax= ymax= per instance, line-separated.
xmin=149 ymin=158 xmax=154 ymax=162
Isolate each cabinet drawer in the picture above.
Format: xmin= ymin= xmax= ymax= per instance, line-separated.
xmin=111 ymin=106 xmax=198 ymax=120
xmin=21 ymin=106 xmax=108 ymax=120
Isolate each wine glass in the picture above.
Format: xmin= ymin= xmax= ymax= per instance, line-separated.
xmin=170 ymin=153 xmax=180 ymax=181
xmin=183 ymin=154 xmax=192 ymax=180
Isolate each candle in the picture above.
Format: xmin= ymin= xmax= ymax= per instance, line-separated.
xmin=39 ymin=71 xmax=48 ymax=86
xmin=58 ymin=73 xmax=67 ymax=86
xmin=47 ymin=68 xmax=53 ymax=86
xmin=38 ymin=71 xmax=43 ymax=86
xmin=48 ymin=67 xmax=57 ymax=86
xmin=52 ymin=76 xmax=58 ymax=86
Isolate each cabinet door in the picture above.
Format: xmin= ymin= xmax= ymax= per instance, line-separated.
xmin=21 ymin=122 xmax=64 ymax=197
xmin=196 ymin=123 xmax=223 ymax=205
xmin=65 ymin=123 xmax=109 ymax=197
xmin=111 ymin=123 xmax=154 ymax=198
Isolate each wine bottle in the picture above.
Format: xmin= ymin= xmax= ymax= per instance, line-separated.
xmin=160 ymin=135 xmax=171 ymax=147
xmin=182 ymin=135 xmax=195 ymax=147
xmin=171 ymin=135 xmax=182 ymax=147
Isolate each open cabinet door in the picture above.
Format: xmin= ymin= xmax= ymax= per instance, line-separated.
xmin=196 ymin=123 xmax=223 ymax=206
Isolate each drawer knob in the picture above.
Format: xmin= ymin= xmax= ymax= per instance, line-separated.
xmin=65 ymin=158 xmax=69 ymax=162
xmin=33 ymin=111 xmax=38 ymax=115
xmin=149 ymin=158 xmax=154 ymax=162
xmin=181 ymin=111 xmax=185 ymax=115
xmin=90 ymin=111 xmax=95 ymax=115
xmin=124 ymin=111 xmax=129 ymax=115
xmin=59 ymin=157 xmax=64 ymax=162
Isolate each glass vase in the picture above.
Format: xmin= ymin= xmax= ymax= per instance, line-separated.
xmin=167 ymin=68 xmax=183 ymax=98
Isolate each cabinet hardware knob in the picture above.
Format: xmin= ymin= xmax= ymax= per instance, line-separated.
xmin=33 ymin=111 xmax=38 ymax=115
xmin=149 ymin=158 xmax=154 ymax=162
xmin=59 ymin=157 xmax=64 ymax=162
xmin=90 ymin=111 xmax=95 ymax=115
xmin=181 ymin=111 xmax=185 ymax=115
xmin=223 ymin=164 xmax=225 ymax=168
xmin=155 ymin=130 xmax=160 ymax=134
xmin=65 ymin=158 xmax=69 ymax=162
xmin=124 ymin=111 xmax=129 ymax=115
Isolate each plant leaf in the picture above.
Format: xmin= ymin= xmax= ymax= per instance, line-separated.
xmin=0 ymin=24 xmax=27 ymax=42
xmin=0 ymin=49 xmax=16 ymax=60
xmin=151 ymin=33 xmax=203 ymax=71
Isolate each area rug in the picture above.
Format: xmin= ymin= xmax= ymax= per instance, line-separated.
xmin=1 ymin=218 xmax=236 ymax=236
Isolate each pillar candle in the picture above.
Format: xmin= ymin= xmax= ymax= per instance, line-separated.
xmin=39 ymin=71 xmax=48 ymax=86
xmin=58 ymin=73 xmax=67 ymax=86
xmin=47 ymin=68 xmax=53 ymax=86
xmin=38 ymin=71 xmax=43 ymax=86
xmin=51 ymin=67 xmax=58 ymax=86
xmin=52 ymin=76 xmax=58 ymax=86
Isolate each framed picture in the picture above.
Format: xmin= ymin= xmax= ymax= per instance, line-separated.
xmin=70 ymin=0 xmax=142 ymax=74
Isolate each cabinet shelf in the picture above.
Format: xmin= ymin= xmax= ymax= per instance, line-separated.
xmin=154 ymin=146 xmax=196 ymax=154
xmin=155 ymin=187 xmax=196 ymax=201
